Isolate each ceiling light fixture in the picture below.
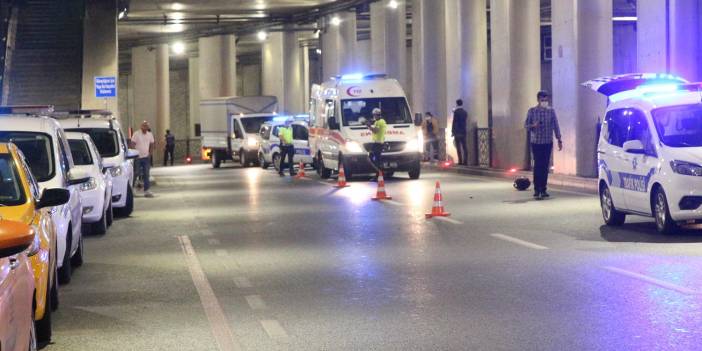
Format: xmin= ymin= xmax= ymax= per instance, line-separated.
xmin=388 ymin=0 xmax=399 ymax=9
xmin=172 ymin=3 xmax=184 ymax=10
xmin=171 ymin=41 xmax=186 ymax=55
xmin=330 ymin=16 xmax=341 ymax=26
xmin=257 ymin=31 xmax=268 ymax=41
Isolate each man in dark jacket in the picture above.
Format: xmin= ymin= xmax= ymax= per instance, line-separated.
xmin=451 ymin=99 xmax=468 ymax=165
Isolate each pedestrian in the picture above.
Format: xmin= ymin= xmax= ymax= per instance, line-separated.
xmin=131 ymin=121 xmax=155 ymax=198
xmin=422 ymin=112 xmax=439 ymax=162
xmin=525 ymin=90 xmax=563 ymax=200
xmin=452 ymin=99 xmax=468 ymax=165
xmin=368 ymin=107 xmax=388 ymax=176
xmin=277 ymin=119 xmax=296 ymax=176
xmin=163 ymin=129 xmax=175 ymax=166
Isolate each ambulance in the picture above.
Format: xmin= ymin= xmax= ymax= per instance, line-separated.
xmin=309 ymin=73 xmax=422 ymax=180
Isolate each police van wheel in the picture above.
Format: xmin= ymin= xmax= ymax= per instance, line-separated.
xmin=600 ymin=184 xmax=625 ymax=226
xmin=273 ymin=154 xmax=281 ymax=172
xmin=259 ymin=153 xmax=269 ymax=169
xmin=654 ymin=188 xmax=678 ymax=235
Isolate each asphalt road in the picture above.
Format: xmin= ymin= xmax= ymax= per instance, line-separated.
xmin=49 ymin=163 xmax=702 ymax=350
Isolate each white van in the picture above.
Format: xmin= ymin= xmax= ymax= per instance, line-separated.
xmin=200 ymin=96 xmax=278 ymax=168
xmin=585 ymin=73 xmax=702 ymax=234
xmin=309 ymin=74 xmax=422 ymax=179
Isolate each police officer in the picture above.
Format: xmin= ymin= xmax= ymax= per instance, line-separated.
xmin=368 ymin=108 xmax=387 ymax=175
xmin=278 ymin=119 xmax=296 ymax=176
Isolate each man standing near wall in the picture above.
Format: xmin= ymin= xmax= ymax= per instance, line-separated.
xmin=452 ymin=99 xmax=468 ymax=165
xmin=525 ymin=91 xmax=562 ymax=200
xmin=131 ymin=121 xmax=155 ymax=198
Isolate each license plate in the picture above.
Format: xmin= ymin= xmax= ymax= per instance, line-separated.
xmin=384 ymin=162 xmax=398 ymax=168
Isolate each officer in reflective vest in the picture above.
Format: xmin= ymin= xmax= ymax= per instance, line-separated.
xmin=368 ymin=107 xmax=387 ymax=175
xmin=278 ymin=119 xmax=296 ymax=176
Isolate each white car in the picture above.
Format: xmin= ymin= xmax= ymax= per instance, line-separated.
xmin=585 ymin=73 xmax=702 ymax=234
xmin=0 ymin=112 xmax=89 ymax=284
xmin=56 ymin=111 xmax=137 ymax=217
xmin=66 ymin=132 xmax=113 ymax=235
xmin=258 ymin=120 xmax=313 ymax=171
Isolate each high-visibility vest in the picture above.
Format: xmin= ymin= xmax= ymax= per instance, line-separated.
xmin=279 ymin=126 xmax=293 ymax=145
xmin=371 ymin=119 xmax=387 ymax=143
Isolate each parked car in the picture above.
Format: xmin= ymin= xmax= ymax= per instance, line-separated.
xmin=0 ymin=142 xmax=69 ymax=344
xmin=56 ymin=110 xmax=138 ymax=217
xmin=66 ymin=132 xmax=113 ymax=235
xmin=0 ymin=219 xmax=38 ymax=351
xmin=0 ymin=110 xmax=90 ymax=284
xmin=258 ymin=119 xmax=313 ymax=171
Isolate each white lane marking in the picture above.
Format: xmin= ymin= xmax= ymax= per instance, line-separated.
xmin=490 ymin=233 xmax=549 ymax=250
xmin=318 ymin=181 xmax=334 ymax=186
xmin=384 ymin=200 xmax=403 ymax=206
xmin=201 ymin=228 xmax=214 ymax=237
xmin=245 ymin=295 xmax=267 ymax=310
xmin=233 ymin=276 xmax=253 ymax=289
xmin=433 ymin=216 xmax=463 ymax=225
xmin=208 ymin=238 xmax=221 ymax=245
xmin=602 ymin=266 xmax=700 ymax=295
xmin=260 ymin=320 xmax=289 ymax=339
xmin=177 ymin=236 xmax=242 ymax=351
xmin=215 ymin=249 xmax=228 ymax=257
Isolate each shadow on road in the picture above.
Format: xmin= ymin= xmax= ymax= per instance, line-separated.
xmin=600 ymin=223 xmax=702 ymax=243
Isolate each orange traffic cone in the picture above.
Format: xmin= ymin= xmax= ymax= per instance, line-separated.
xmin=335 ymin=165 xmax=350 ymax=188
xmin=294 ymin=161 xmax=306 ymax=179
xmin=371 ymin=171 xmax=392 ymax=200
xmin=426 ymin=181 xmax=450 ymax=218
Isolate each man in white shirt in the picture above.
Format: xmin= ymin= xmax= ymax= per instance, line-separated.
xmin=131 ymin=121 xmax=155 ymax=197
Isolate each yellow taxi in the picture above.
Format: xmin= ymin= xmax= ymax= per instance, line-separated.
xmin=0 ymin=143 xmax=69 ymax=344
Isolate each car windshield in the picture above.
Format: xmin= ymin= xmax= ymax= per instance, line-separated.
xmin=0 ymin=154 xmax=25 ymax=206
xmin=66 ymin=128 xmax=119 ymax=157
xmin=652 ymin=104 xmax=702 ymax=147
xmin=341 ymin=97 xmax=413 ymax=126
xmin=0 ymin=132 xmax=54 ymax=182
xmin=68 ymin=139 xmax=93 ymax=166
xmin=241 ymin=116 xmax=276 ymax=134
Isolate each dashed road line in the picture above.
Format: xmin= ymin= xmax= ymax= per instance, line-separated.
xmin=233 ymin=276 xmax=253 ymax=289
xmin=260 ymin=320 xmax=289 ymax=340
xmin=490 ymin=233 xmax=549 ymax=250
xmin=245 ymin=295 xmax=267 ymax=310
xmin=602 ymin=266 xmax=699 ymax=295
xmin=208 ymin=238 xmax=221 ymax=245
xmin=177 ymin=236 xmax=242 ymax=351
xmin=433 ymin=216 xmax=463 ymax=225
xmin=384 ymin=200 xmax=403 ymax=207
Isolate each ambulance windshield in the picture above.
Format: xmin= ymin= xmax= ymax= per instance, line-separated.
xmin=653 ymin=104 xmax=702 ymax=147
xmin=340 ymin=98 xmax=412 ymax=126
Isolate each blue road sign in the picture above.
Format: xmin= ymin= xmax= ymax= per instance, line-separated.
xmin=95 ymin=76 xmax=116 ymax=98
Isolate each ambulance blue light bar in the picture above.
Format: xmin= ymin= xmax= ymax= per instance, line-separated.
xmin=336 ymin=73 xmax=388 ymax=81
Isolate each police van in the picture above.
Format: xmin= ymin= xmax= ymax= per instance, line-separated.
xmin=586 ymin=73 xmax=702 ymax=234
xmin=309 ymin=73 xmax=422 ymax=179
xmin=258 ymin=118 xmax=313 ymax=171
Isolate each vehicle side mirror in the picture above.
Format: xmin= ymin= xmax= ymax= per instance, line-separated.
xmin=0 ymin=220 xmax=35 ymax=258
xmin=67 ymin=168 xmax=91 ymax=185
xmin=36 ymin=188 xmax=70 ymax=209
xmin=126 ymin=149 xmax=139 ymax=160
xmin=623 ymin=140 xmax=645 ymax=154
xmin=414 ymin=113 xmax=423 ymax=127
xmin=329 ymin=117 xmax=339 ymax=130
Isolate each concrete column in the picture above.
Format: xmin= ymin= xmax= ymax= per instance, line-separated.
xmin=552 ymin=0 xmax=612 ymax=176
xmin=131 ymin=44 xmax=169 ymax=164
xmin=188 ymin=57 xmax=199 ymax=139
xmin=81 ymin=0 xmax=118 ymax=115
xmin=370 ymin=1 xmax=407 ymax=87
xmin=355 ymin=39 xmax=371 ymax=73
xmin=459 ymin=0 xmax=489 ymax=166
xmin=489 ymin=0 xmax=541 ymax=170
xmin=198 ymin=35 xmax=237 ymax=99
xmin=638 ymin=0 xmax=701 ymax=81
xmin=262 ymin=29 xmax=304 ymax=114
xmin=302 ymin=46 xmax=311 ymax=112
xmin=410 ymin=0 xmax=426 ymax=115
xmin=321 ymin=12 xmax=358 ymax=79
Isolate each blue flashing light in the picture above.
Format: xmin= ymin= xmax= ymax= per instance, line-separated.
xmin=272 ymin=116 xmax=292 ymax=122
xmin=340 ymin=73 xmax=365 ymax=81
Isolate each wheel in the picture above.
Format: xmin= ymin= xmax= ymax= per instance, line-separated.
xmin=58 ymin=233 xmax=72 ymax=284
xmin=28 ymin=310 xmax=37 ymax=351
xmin=92 ymin=208 xmax=108 ymax=235
xmin=273 ymin=153 xmax=281 ymax=172
xmin=259 ymin=153 xmax=270 ymax=169
xmin=317 ymin=154 xmax=331 ymax=179
xmin=71 ymin=232 xmax=83 ymax=267
xmin=115 ymin=186 xmax=134 ymax=217
xmin=212 ymin=151 xmax=221 ymax=168
xmin=600 ymin=184 xmax=626 ymax=226
xmin=239 ymin=149 xmax=248 ymax=167
xmin=654 ymin=187 xmax=678 ymax=235
xmin=408 ymin=162 xmax=421 ymax=180
xmin=106 ymin=201 xmax=113 ymax=227
xmin=35 ymin=278 xmax=52 ymax=344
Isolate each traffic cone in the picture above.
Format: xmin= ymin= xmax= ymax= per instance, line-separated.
xmin=371 ymin=171 xmax=392 ymax=200
xmin=426 ymin=181 xmax=450 ymax=218
xmin=294 ymin=161 xmax=306 ymax=179
xmin=335 ymin=164 xmax=350 ymax=188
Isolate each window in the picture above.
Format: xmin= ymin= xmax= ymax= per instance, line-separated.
xmin=292 ymin=125 xmax=309 ymax=141
xmin=626 ymin=109 xmax=657 ymax=157
xmin=324 ymin=100 xmax=336 ymax=128
xmin=240 ymin=116 xmax=276 ymax=134
xmin=68 ymin=139 xmax=94 ymax=166
xmin=0 ymin=154 xmax=25 ymax=206
xmin=604 ymin=109 xmax=628 ymax=147
xmin=340 ymin=97 xmax=413 ymax=126
xmin=0 ymin=132 xmax=55 ymax=182
xmin=232 ymin=120 xmax=244 ymax=139
xmin=272 ymin=126 xmax=280 ymax=138
xmin=66 ymin=128 xmax=119 ymax=158
xmin=652 ymin=104 xmax=702 ymax=147
xmin=57 ymin=130 xmax=72 ymax=179
xmin=260 ymin=125 xmax=271 ymax=140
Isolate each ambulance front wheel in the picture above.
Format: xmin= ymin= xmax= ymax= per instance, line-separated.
xmin=317 ymin=154 xmax=332 ymax=179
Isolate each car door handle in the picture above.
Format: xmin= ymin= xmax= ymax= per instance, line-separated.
xmin=9 ymin=258 xmax=20 ymax=270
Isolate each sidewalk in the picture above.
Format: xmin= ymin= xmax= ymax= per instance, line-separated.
xmin=423 ymin=163 xmax=598 ymax=195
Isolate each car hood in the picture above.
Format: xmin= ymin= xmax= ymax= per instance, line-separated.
xmin=666 ymin=147 xmax=702 ymax=164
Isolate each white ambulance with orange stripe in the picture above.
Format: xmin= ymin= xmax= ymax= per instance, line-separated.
xmin=309 ymin=73 xmax=423 ymax=179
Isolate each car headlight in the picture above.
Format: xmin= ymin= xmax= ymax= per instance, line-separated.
xmin=247 ymin=138 xmax=259 ymax=148
xmin=109 ymin=166 xmax=123 ymax=177
xmin=27 ymin=226 xmax=40 ymax=257
xmin=346 ymin=141 xmax=365 ymax=153
xmin=80 ymin=177 xmax=98 ymax=191
xmin=670 ymin=160 xmax=702 ymax=176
